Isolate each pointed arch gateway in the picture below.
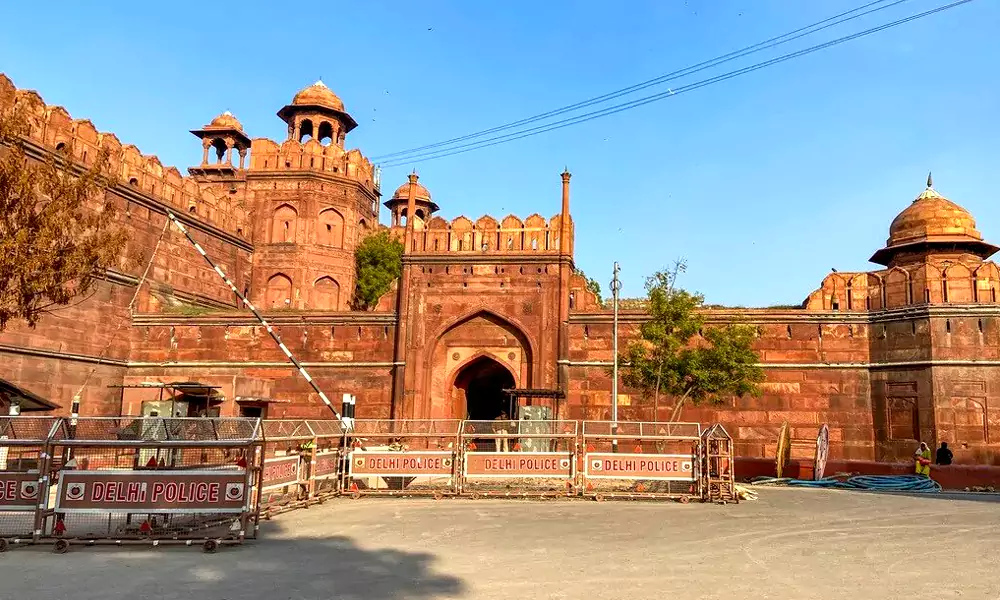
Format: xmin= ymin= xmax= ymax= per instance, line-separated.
xmin=423 ymin=309 xmax=534 ymax=420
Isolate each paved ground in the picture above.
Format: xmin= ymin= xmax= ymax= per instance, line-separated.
xmin=0 ymin=488 xmax=998 ymax=600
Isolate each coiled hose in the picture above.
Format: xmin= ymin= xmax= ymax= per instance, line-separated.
xmin=750 ymin=474 xmax=942 ymax=492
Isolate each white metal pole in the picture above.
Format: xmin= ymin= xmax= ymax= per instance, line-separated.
xmin=611 ymin=262 xmax=621 ymax=452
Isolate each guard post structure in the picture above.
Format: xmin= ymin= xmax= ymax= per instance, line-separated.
xmin=0 ymin=416 xmax=59 ymax=551
xmin=581 ymin=421 xmax=703 ymax=502
xmin=41 ymin=416 xmax=261 ymax=554
xmin=701 ymin=424 xmax=737 ymax=504
xmin=344 ymin=420 xmax=461 ymax=499
xmin=460 ymin=419 xmax=578 ymax=498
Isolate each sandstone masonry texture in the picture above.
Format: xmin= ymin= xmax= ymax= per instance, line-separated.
xmin=2 ymin=76 xmax=999 ymax=465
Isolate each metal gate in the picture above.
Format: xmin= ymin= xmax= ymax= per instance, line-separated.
xmin=459 ymin=420 xmax=578 ymax=498
xmin=42 ymin=417 xmax=262 ymax=553
xmin=581 ymin=421 xmax=703 ymax=502
xmin=344 ymin=420 xmax=460 ymax=498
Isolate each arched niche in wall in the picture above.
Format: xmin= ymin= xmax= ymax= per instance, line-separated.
xmin=317 ymin=208 xmax=345 ymax=248
xmin=272 ymin=204 xmax=298 ymax=243
xmin=313 ymin=276 xmax=341 ymax=310
xmin=265 ymin=273 xmax=293 ymax=309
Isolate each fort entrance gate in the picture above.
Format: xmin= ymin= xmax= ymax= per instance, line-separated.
xmin=453 ymin=356 xmax=516 ymax=421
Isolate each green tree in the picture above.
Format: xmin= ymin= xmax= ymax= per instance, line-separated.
xmin=574 ymin=268 xmax=603 ymax=306
xmin=353 ymin=229 xmax=403 ymax=310
xmin=0 ymin=107 xmax=128 ymax=331
xmin=619 ymin=260 xmax=764 ymax=423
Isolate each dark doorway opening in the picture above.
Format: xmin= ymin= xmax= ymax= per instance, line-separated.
xmin=454 ymin=356 xmax=515 ymax=420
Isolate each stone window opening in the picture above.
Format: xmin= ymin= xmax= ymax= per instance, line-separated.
xmin=946 ymin=319 xmax=951 ymax=334
xmin=912 ymin=321 xmax=916 ymax=335
xmin=978 ymin=319 xmax=984 ymax=334
xmin=942 ymin=272 xmax=949 ymax=303
xmin=846 ymin=281 xmax=853 ymax=310
xmin=500 ymin=282 xmax=504 ymax=288
xmin=83 ymin=150 xmax=88 ymax=162
xmin=507 ymin=237 xmax=513 ymax=250
xmin=55 ymin=142 xmax=66 ymax=153
xmin=531 ymin=238 xmax=538 ymax=250
xmin=383 ymin=326 xmax=389 ymax=339
xmin=848 ymin=325 xmax=854 ymax=338
xmin=357 ymin=327 xmax=362 ymax=340
xmin=924 ymin=288 xmax=930 ymax=303
xmin=129 ymin=177 xmax=138 ymax=186
xmin=584 ymin=325 xmax=590 ymax=339
xmin=569 ymin=292 xmax=575 ymax=309
xmin=866 ymin=296 xmax=871 ymax=310
xmin=331 ymin=326 xmax=336 ymax=338
xmin=189 ymin=205 xmax=196 ymax=213
xmin=434 ymin=239 xmax=439 ymax=251
xmin=817 ymin=324 xmax=822 ymax=339
xmin=992 ymin=287 xmax=997 ymax=302
xmin=317 ymin=121 xmax=334 ymax=145
xmin=786 ymin=325 xmax=792 ymax=339
xmin=299 ymin=119 xmax=314 ymax=142
xmin=458 ymin=240 xmax=463 ymax=251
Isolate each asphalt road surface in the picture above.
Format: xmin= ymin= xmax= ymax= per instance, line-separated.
xmin=0 ymin=488 xmax=997 ymax=600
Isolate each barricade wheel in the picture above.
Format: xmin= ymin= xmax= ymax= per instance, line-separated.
xmin=471 ymin=493 xmax=480 ymax=500
xmin=0 ymin=539 xmax=8 ymax=553
xmin=203 ymin=540 xmax=218 ymax=553
xmin=679 ymin=496 xmax=690 ymax=504
xmin=53 ymin=539 xmax=69 ymax=554
xmin=594 ymin=494 xmax=605 ymax=503
xmin=350 ymin=491 xmax=362 ymax=500
xmin=433 ymin=492 xmax=443 ymax=501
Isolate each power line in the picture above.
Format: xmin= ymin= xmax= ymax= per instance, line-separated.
xmin=373 ymin=0 xmax=909 ymax=161
xmin=381 ymin=0 xmax=974 ymax=168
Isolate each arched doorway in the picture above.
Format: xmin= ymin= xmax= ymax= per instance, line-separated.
xmin=453 ymin=356 xmax=515 ymax=420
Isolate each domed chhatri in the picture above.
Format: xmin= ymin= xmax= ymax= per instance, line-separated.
xmin=870 ymin=173 xmax=999 ymax=265
xmin=291 ymin=80 xmax=346 ymax=113
xmin=207 ymin=110 xmax=243 ymax=131
xmin=277 ymin=79 xmax=358 ymax=136
xmin=391 ymin=180 xmax=433 ymax=203
xmin=384 ymin=172 xmax=440 ymax=226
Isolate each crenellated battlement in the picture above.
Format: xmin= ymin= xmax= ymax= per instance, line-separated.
xmin=248 ymin=137 xmax=379 ymax=194
xmin=805 ymin=260 xmax=1000 ymax=311
xmin=0 ymin=73 xmax=248 ymax=238
xmin=389 ymin=212 xmax=573 ymax=255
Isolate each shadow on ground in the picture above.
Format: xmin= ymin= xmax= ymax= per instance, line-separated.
xmin=196 ymin=519 xmax=466 ymax=600
xmin=0 ymin=519 xmax=465 ymax=600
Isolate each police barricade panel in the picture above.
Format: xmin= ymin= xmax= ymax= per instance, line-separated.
xmin=303 ymin=420 xmax=345 ymax=498
xmin=0 ymin=417 xmax=59 ymax=545
xmin=460 ymin=420 xmax=578 ymax=497
xmin=259 ymin=420 xmax=313 ymax=510
xmin=345 ymin=420 xmax=461 ymax=497
xmin=44 ymin=417 xmax=262 ymax=549
xmin=581 ymin=421 xmax=703 ymax=501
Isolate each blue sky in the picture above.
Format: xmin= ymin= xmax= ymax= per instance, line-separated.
xmin=1 ymin=0 xmax=996 ymax=305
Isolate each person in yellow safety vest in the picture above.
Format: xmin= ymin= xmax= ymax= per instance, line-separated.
xmin=914 ymin=442 xmax=932 ymax=477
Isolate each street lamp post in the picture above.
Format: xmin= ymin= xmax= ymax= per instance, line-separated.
xmin=610 ymin=262 xmax=621 ymax=452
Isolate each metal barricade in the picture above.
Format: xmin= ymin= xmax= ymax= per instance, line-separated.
xmin=0 ymin=417 xmax=59 ymax=551
xmin=459 ymin=420 xmax=578 ymax=498
xmin=303 ymin=420 xmax=346 ymax=501
xmin=259 ymin=420 xmax=311 ymax=516
xmin=42 ymin=417 xmax=262 ymax=553
xmin=581 ymin=421 xmax=703 ymax=502
xmin=701 ymin=424 xmax=737 ymax=504
xmin=343 ymin=420 xmax=461 ymax=498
